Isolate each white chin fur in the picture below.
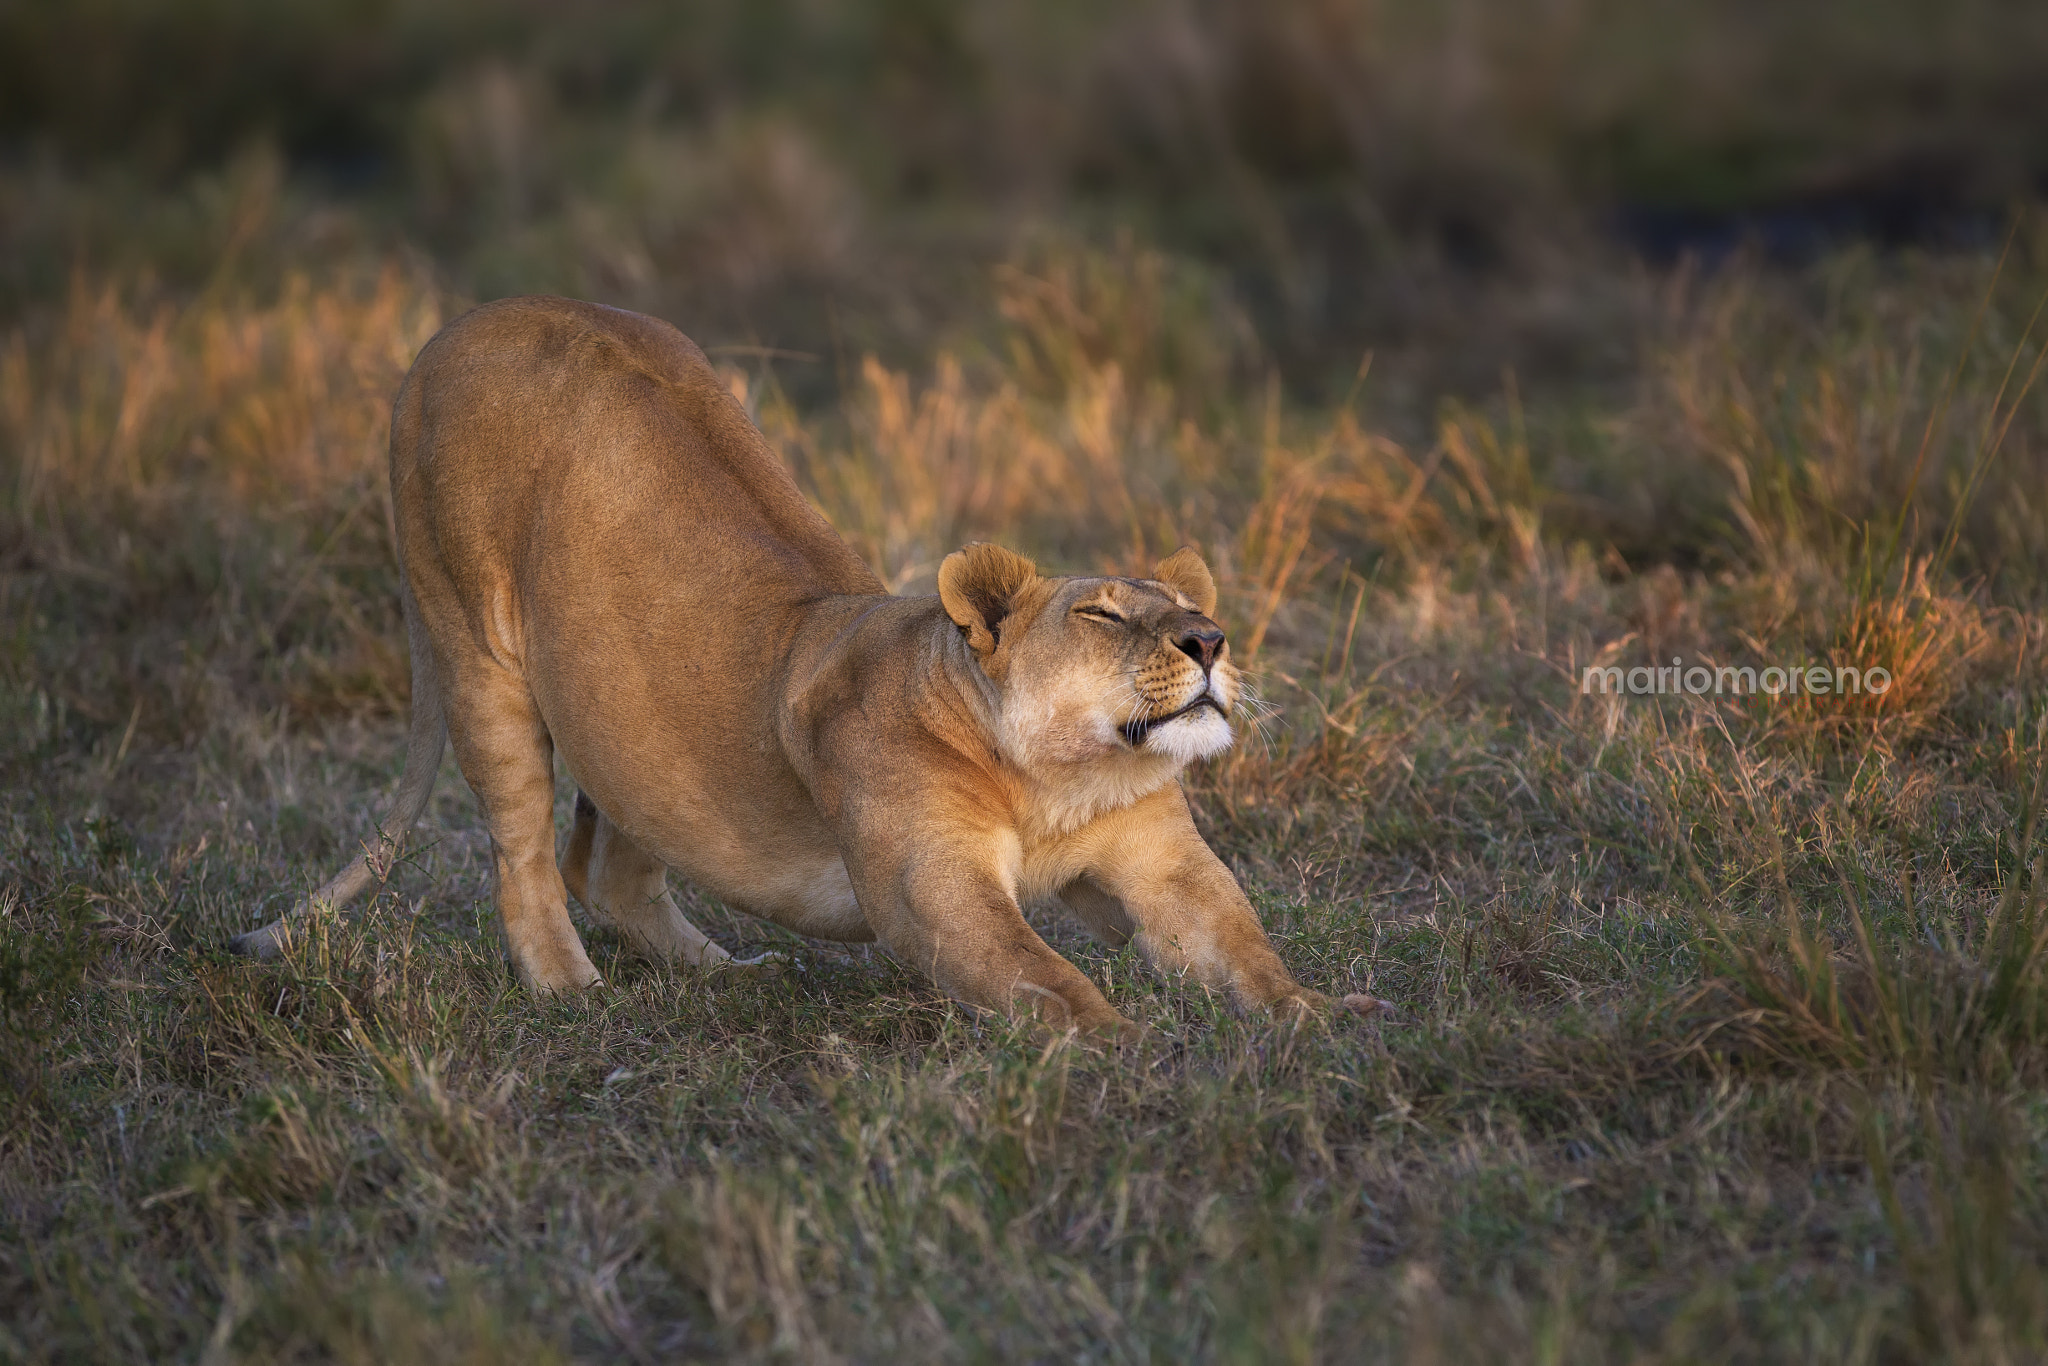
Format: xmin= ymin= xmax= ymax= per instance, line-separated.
xmin=1145 ymin=708 xmax=1234 ymax=762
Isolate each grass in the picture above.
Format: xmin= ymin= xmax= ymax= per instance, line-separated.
xmin=7 ymin=27 xmax=2048 ymax=1352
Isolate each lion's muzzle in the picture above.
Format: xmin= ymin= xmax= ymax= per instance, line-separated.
xmin=1121 ymin=692 xmax=1228 ymax=748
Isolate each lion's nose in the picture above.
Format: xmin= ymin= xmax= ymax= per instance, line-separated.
xmin=1176 ymin=626 xmax=1225 ymax=671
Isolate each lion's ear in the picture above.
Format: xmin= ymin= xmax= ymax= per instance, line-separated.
xmin=1153 ymin=547 xmax=1217 ymax=617
xmin=938 ymin=543 xmax=1038 ymax=654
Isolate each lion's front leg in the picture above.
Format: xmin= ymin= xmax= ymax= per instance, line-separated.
xmin=841 ymin=823 xmax=1135 ymax=1040
xmin=1074 ymin=787 xmax=1380 ymax=1018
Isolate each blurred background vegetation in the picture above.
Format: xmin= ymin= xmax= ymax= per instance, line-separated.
xmin=5 ymin=0 xmax=2047 ymax=405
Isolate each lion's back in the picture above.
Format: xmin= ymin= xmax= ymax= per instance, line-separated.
xmin=390 ymin=295 xmax=882 ymax=605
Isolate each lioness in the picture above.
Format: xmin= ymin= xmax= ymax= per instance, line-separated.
xmin=234 ymin=296 xmax=1379 ymax=1037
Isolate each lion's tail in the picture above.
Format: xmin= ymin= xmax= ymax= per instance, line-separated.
xmin=230 ymin=592 xmax=448 ymax=960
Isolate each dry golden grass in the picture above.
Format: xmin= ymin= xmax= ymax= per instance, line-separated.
xmin=3 ymin=266 xmax=438 ymax=514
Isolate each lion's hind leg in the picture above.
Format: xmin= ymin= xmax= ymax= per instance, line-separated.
xmin=560 ymin=791 xmax=747 ymax=970
xmin=437 ymin=660 xmax=601 ymax=993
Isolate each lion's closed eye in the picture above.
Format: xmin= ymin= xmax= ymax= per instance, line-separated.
xmin=1074 ymin=604 xmax=1125 ymax=623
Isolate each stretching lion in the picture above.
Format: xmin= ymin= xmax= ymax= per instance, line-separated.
xmin=233 ymin=296 xmax=1380 ymax=1037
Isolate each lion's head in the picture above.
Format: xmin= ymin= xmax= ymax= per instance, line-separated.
xmin=937 ymin=543 xmax=1242 ymax=775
